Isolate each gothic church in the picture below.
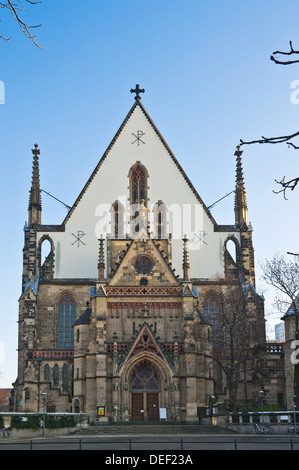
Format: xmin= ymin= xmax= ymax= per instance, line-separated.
xmin=13 ymin=87 xmax=267 ymax=423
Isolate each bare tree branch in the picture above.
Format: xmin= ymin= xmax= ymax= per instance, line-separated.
xmin=0 ymin=0 xmax=42 ymax=48
xmin=240 ymin=129 xmax=299 ymax=148
xmin=271 ymin=40 xmax=299 ymax=65
xmin=240 ymin=41 xmax=299 ymax=197
xmin=273 ymin=176 xmax=299 ymax=200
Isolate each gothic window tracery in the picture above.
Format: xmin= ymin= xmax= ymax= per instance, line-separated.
xmin=130 ymin=360 xmax=160 ymax=391
xmin=202 ymin=294 xmax=222 ymax=347
xmin=58 ymin=294 xmax=76 ymax=350
xmin=130 ymin=163 xmax=148 ymax=205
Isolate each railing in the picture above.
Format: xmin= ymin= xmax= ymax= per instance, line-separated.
xmin=0 ymin=436 xmax=299 ymax=450
xmin=229 ymin=411 xmax=298 ymax=425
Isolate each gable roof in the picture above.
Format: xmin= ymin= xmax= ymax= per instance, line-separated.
xmin=122 ymin=323 xmax=169 ymax=368
xmin=61 ymin=98 xmax=218 ymax=227
xmin=107 ymin=235 xmax=179 ymax=286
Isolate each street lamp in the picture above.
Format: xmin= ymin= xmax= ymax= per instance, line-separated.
xmin=42 ymin=391 xmax=47 ymax=437
xmin=259 ymin=390 xmax=264 ymax=426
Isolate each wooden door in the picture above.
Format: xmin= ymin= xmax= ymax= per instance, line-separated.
xmin=147 ymin=393 xmax=159 ymax=421
xmin=132 ymin=393 xmax=144 ymax=421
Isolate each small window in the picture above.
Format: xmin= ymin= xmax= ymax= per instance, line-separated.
xmin=44 ymin=364 xmax=50 ymax=381
xmin=53 ymin=364 xmax=59 ymax=387
xmin=140 ymin=278 xmax=148 ymax=286
xmin=62 ymin=364 xmax=68 ymax=392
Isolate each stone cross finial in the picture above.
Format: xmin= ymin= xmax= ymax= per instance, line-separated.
xmin=130 ymin=84 xmax=145 ymax=101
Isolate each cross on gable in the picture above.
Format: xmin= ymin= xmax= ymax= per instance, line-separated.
xmin=130 ymin=84 xmax=145 ymax=101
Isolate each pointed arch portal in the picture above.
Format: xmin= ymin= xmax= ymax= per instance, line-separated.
xmin=129 ymin=359 xmax=161 ymax=421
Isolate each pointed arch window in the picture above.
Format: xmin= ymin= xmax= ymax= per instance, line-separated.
xmin=130 ymin=360 xmax=161 ymax=391
xmin=129 ymin=163 xmax=148 ymax=206
xmin=44 ymin=364 xmax=50 ymax=382
xmin=202 ymin=294 xmax=222 ymax=347
xmin=58 ymin=295 xmax=76 ymax=350
xmin=53 ymin=364 xmax=59 ymax=387
xmin=111 ymin=201 xmax=125 ymax=238
xmin=62 ymin=364 xmax=69 ymax=392
xmin=153 ymin=201 xmax=168 ymax=239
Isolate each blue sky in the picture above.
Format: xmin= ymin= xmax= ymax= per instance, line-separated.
xmin=1 ymin=0 xmax=299 ymax=387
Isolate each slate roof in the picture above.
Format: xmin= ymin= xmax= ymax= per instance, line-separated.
xmin=282 ymin=295 xmax=299 ymax=319
xmin=74 ymin=307 xmax=92 ymax=326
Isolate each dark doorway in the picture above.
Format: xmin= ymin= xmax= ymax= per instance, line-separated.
xmin=132 ymin=393 xmax=144 ymax=421
xmin=147 ymin=393 xmax=159 ymax=421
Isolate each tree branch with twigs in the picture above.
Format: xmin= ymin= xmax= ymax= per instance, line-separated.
xmin=240 ymin=41 xmax=299 ymax=197
xmin=271 ymin=40 xmax=299 ymax=66
xmin=0 ymin=0 xmax=42 ymax=48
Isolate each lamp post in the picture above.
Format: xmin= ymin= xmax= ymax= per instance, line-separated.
xmin=259 ymin=390 xmax=264 ymax=426
xmin=42 ymin=391 xmax=47 ymax=437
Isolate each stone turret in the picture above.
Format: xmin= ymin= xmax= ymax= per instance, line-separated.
xmin=234 ymin=146 xmax=248 ymax=227
xmin=28 ymin=144 xmax=42 ymax=226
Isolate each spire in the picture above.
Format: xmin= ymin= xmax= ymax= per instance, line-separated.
xmin=182 ymin=235 xmax=190 ymax=281
xmin=234 ymin=146 xmax=248 ymax=227
xmin=98 ymin=235 xmax=105 ymax=279
xmin=28 ymin=144 xmax=42 ymax=226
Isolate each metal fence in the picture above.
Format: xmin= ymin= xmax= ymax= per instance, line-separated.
xmin=1 ymin=436 xmax=299 ymax=450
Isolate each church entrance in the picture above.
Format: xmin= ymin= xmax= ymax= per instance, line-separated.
xmin=131 ymin=392 xmax=159 ymax=421
xmin=130 ymin=359 xmax=161 ymax=422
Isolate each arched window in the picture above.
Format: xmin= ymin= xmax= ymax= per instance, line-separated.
xmin=74 ymin=399 xmax=80 ymax=413
xmin=225 ymin=239 xmax=237 ymax=264
xmin=130 ymin=360 xmax=161 ymax=391
xmin=53 ymin=364 xmax=59 ymax=387
xmin=202 ymin=294 xmax=222 ymax=347
xmin=62 ymin=364 xmax=68 ymax=392
xmin=38 ymin=235 xmax=55 ymax=280
xmin=111 ymin=201 xmax=125 ymax=238
xmin=58 ymin=295 xmax=76 ymax=349
xmin=153 ymin=201 xmax=168 ymax=239
xmin=202 ymin=294 xmax=220 ymax=321
xmin=44 ymin=364 xmax=50 ymax=382
xmin=129 ymin=163 xmax=148 ymax=206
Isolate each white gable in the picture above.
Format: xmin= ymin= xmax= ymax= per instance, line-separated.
xmin=37 ymin=101 xmax=239 ymax=279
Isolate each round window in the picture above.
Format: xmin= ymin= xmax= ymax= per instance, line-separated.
xmin=135 ymin=256 xmax=153 ymax=274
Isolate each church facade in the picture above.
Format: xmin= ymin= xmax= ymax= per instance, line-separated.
xmin=13 ymin=87 xmax=270 ymax=423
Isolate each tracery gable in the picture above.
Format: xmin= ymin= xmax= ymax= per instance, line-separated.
xmin=108 ymin=236 xmax=179 ymax=287
xmin=124 ymin=323 xmax=166 ymax=365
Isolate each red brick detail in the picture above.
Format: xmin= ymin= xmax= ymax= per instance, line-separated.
xmin=30 ymin=350 xmax=74 ymax=360
xmin=106 ymin=286 xmax=182 ymax=296
xmin=107 ymin=302 xmax=182 ymax=310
